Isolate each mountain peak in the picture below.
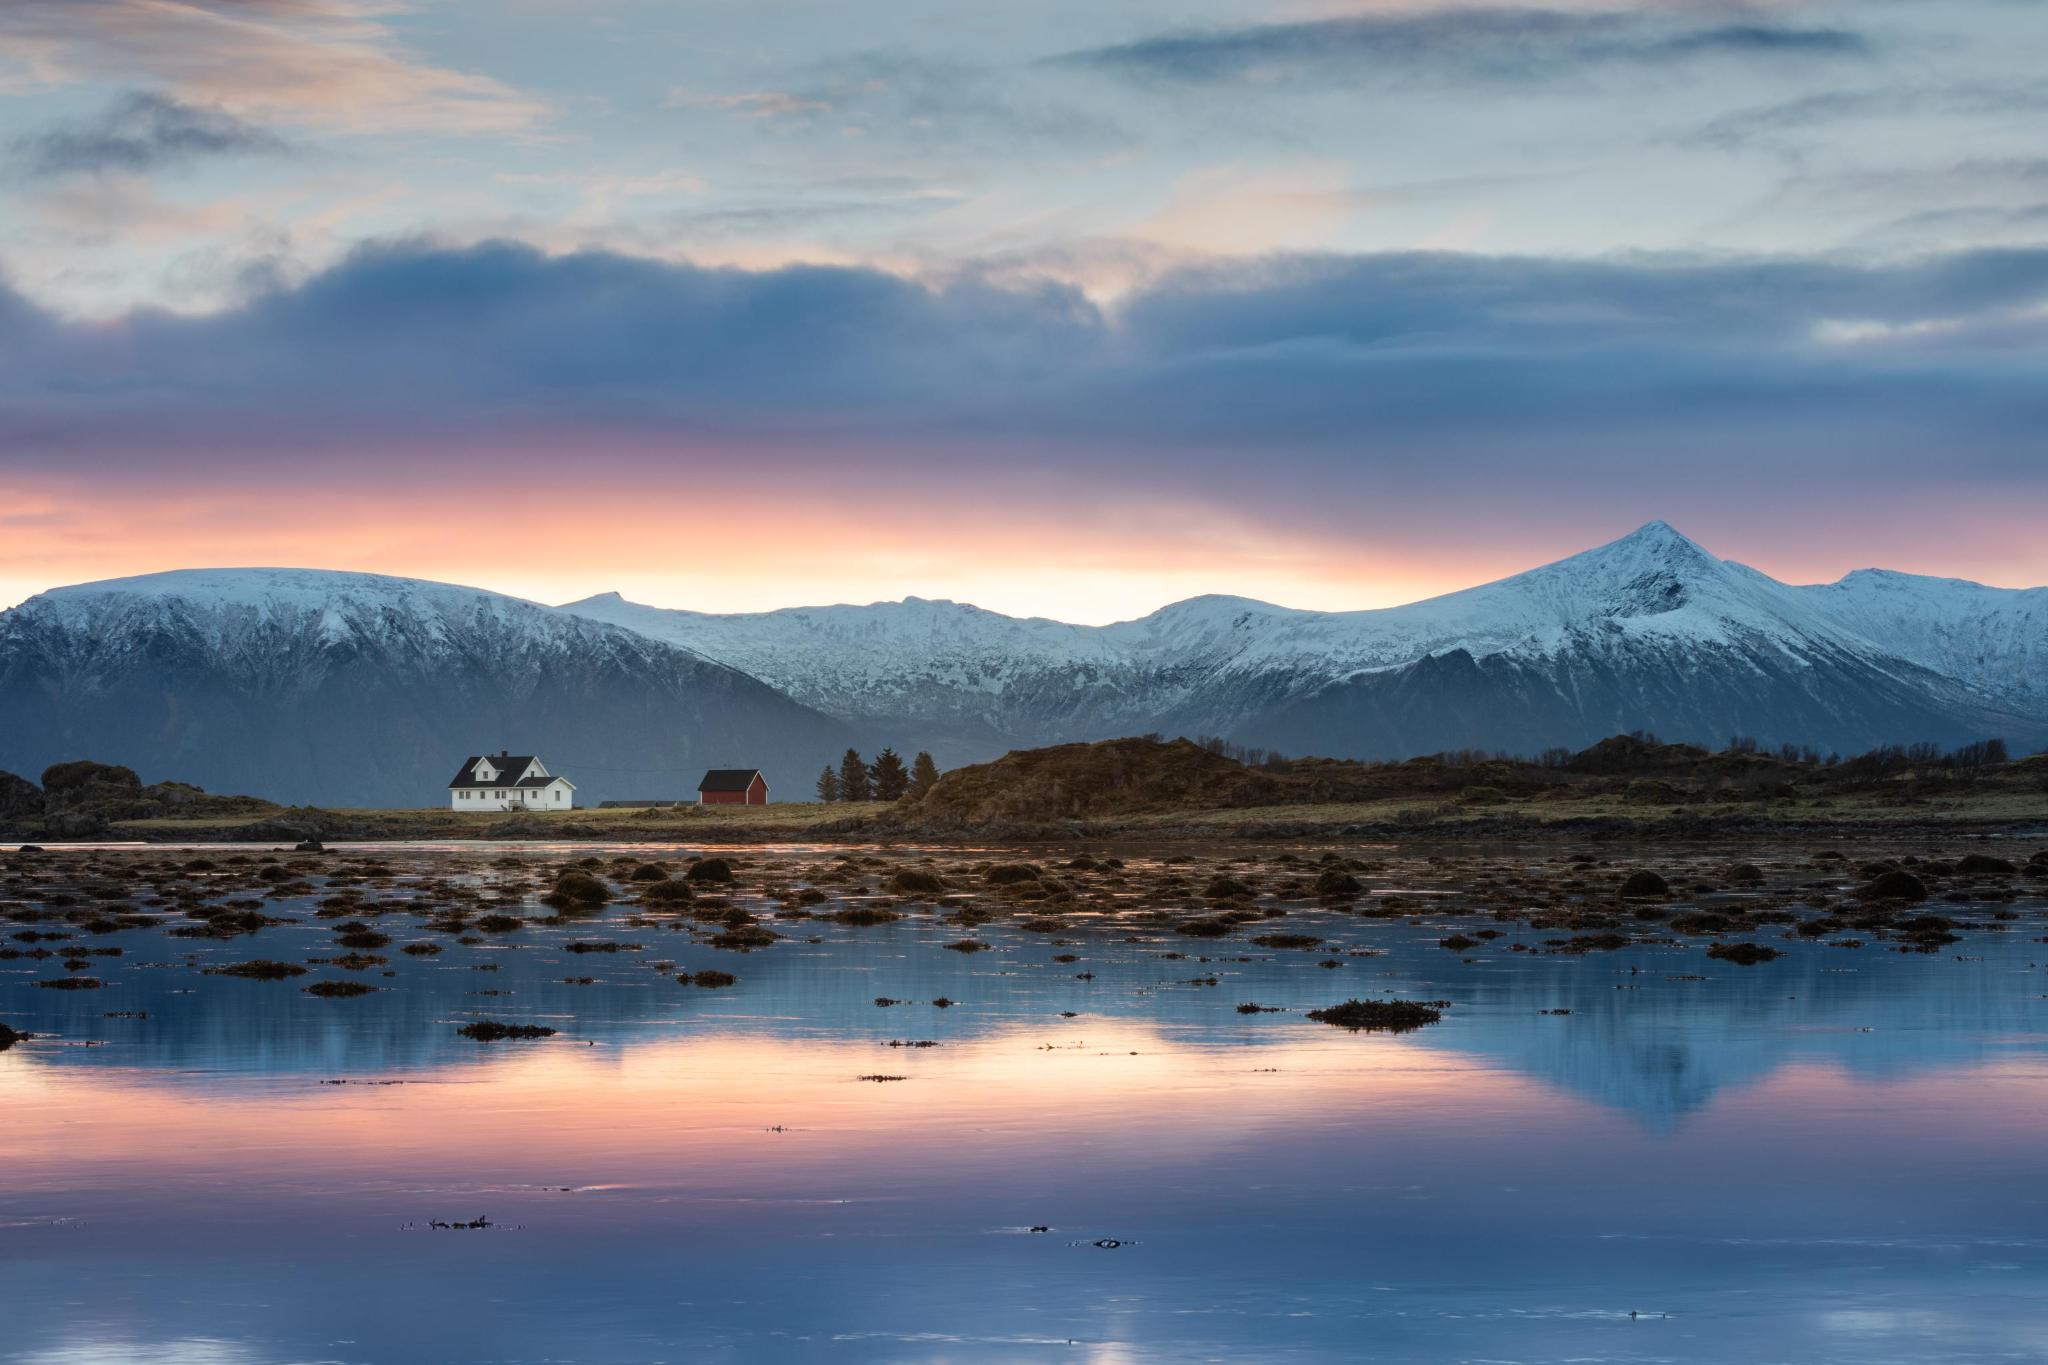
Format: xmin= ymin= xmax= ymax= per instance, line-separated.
xmin=1608 ymin=519 xmax=1708 ymax=555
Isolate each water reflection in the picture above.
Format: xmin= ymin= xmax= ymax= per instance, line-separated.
xmin=4 ymin=851 xmax=2048 ymax=1362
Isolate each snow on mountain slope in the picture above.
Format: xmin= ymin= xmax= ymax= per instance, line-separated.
xmin=1102 ymin=521 xmax=1882 ymax=683
xmin=0 ymin=568 xmax=850 ymax=805
xmin=564 ymin=522 xmax=2044 ymax=758
xmin=7 ymin=526 xmax=2039 ymax=805
xmin=559 ymin=592 xmax=1146 ymax=744
xmin=33 ymin=568 xmax=712 ymax=661
xmin=1793 ymin=569 xmax=2048 ymax=711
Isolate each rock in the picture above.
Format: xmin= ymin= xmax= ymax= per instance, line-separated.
xmin=1860 ymin=870 xmax=1928 ymax=902
xmin=887 ymin=868 xmax=947 ymax=896
xmin=1314 ymin=869 xmax=1363 ymax=898
xmin=984 ymin=863 xmax=1043 ymax=885
xmin=1619 ymin=871 xmax=1669 ymax=898
xmin=1956 ymin=854 xmax=2016 ymax=875
xmin=294 ymin=838 xmax=326 ymax=853
xmin=685 ymin=857 xmax=735 ymax=884
xmin=549 ymin=871 xmax=610 ymax=905
xmin=639 ymin=879 xmax=695 ymax=906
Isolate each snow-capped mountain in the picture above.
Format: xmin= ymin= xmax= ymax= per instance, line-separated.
xmin=2 ymin=525 xmax=2038 ymax=809
xmin=1791 ymin=570 xmax=2048 ymax=714
xmin=564 ymin=523 xmax=2048 ymax=761
xmin=0 ymin=569 xmax=850 ymax=806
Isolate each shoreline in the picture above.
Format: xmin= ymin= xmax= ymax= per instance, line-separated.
xmin=19 ymin=803 xmax=2046 ymax=848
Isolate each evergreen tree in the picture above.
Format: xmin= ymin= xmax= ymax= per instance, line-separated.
xmin=910 ymin=750 xmax=941 ymax=798
xmin=871 ymin=747 xmax=909 ymax=801
xmin=837 ymin=748 xmax=871 ymax=802
xmin=815 ymin=765 xmax=842 ymax=803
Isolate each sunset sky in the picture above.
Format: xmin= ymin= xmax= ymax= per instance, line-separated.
xmin=2 ymin=0 xmax=2044 ymax=621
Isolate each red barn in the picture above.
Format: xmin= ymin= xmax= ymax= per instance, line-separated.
xmin=697 ymin=768 xmax=768 ymax=806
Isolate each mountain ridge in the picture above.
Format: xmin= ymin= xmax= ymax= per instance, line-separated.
xmin=560 ymin=522 xmax=2048 ymax=760
xmin=0 ymin=569 xmax=851 ymax=806
xmin=2 ymin=523 xmax=2041 ymax=807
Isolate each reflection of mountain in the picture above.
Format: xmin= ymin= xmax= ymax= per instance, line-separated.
xmin=1400 ymin=944 xmax=2045 ymax=1126
xmin=6 ymin=898 xmax=2042 ymax=1126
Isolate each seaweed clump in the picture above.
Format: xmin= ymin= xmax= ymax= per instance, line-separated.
xmin=305 ymin=979 xmax=377 ymax=998
xmin=1706 ymin=941 xmax=1782 ymax=966
xmin=457 ymin=1019 xmax=557 ymax=1041
xmin=208 ymin=960 xmax=307 ymax=980
xmin=1307 ymin=999 xmax=1443 ymax=1032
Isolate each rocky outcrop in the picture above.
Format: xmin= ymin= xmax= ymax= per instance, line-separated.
xmin=0 ymin=770 xmax=42 ymax=826
xmin=0 ymin=761 xmax=280 ymax=839
xmin=902 ymin=737 xmax=1284 ymax=830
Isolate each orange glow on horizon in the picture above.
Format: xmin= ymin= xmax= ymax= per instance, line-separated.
xmin=0 ymin=472 xmax=1527 ymax=623
xmin=3 ymin=468 xmax=2043 ymax=623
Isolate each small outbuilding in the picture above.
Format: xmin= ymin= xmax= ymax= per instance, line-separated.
xmin=449 ymin=752 xmax=575 ymax=812
xmin=697 ymin=768 xmax=768 ymax=806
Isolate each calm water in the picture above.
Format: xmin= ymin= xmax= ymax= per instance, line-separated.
xmin=4 ymin=845 xmax=2048 ymax=1363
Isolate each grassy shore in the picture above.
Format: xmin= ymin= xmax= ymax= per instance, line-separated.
xmin=96 ymin=784 xmax=2048 ymax=844
xmin=106 ymin=800 xmax=898 ymax=843
xmin=14 ymin=735 xmax=2042 ymax=845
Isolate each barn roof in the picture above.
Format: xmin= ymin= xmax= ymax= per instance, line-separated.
xmin=697 ymin=768 xmax=765 ymax=792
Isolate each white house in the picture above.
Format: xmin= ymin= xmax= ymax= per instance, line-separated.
xmin=447 ymin=752 xmax=576 ymax=812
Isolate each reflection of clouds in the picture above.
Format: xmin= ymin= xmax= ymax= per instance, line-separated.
xmin=5 ymin=1020 xmax=1514 ymax=1184
xmin=15 ymin=1337 xmax=265 ymax=1365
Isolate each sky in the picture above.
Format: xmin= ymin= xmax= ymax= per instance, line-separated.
xmin=0 ymin=0 xmax=2044 ymax=622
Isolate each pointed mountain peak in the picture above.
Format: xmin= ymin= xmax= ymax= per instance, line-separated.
xmin=1612 ymin=520 xmax=1705 ymax=552
xmin=1565 ymin=520 xmax=1722 ymax=575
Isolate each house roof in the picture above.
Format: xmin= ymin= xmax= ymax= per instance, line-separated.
xmin=697 ymin=768 xmax=766 ymax=792
xmin=449 ymin=753 xmax=539 ymax=789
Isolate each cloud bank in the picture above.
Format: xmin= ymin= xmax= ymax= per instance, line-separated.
xmin=1053 ymin=8 xmax=1871 ymax=86
xmin=15 ymin=92 xmax=290 ymax=178
xmin=3 ymin=239 xmax=2043 ymax=451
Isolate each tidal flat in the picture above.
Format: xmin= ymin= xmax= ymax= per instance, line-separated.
xmin=4 ymin=839 xmax=2048 ymax=1363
